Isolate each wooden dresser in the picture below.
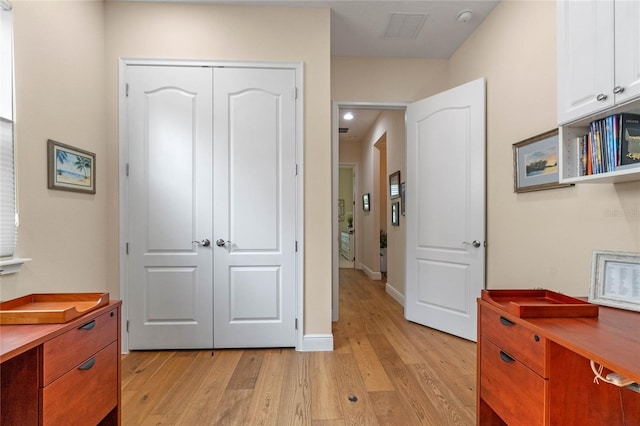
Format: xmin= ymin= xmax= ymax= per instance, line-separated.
xmin=0 ymin=301 xmax=121 ymax=425
xmin=478 ymin=294 xmax=640 ymax=425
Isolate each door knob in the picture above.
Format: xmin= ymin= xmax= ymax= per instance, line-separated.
xmin=216 ymin=239 xmax=230 ymax=247
xmin=193 ymin=239 xmax=211 ymax=247
xmin=463 ymin=240 xmax=481 ymax=248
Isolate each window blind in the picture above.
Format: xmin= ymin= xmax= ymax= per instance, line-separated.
xmin=0 ymin=2 xmax=16 ymax=257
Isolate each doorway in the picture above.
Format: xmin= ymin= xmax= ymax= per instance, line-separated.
xmin=338 ymin=165 xmax=356 ymax=269
xmin=332 ymin=102 xmax=407 ymax=322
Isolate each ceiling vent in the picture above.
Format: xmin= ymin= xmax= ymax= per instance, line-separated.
xmin=339 ymin=128 xmax=349 ymax=133
xmin=383 ymin=13 xmax=428 ymax=40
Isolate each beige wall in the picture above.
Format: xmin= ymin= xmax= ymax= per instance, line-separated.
xmin=3 ymin=1 xmax=108 ymax=300
xmin=354 ymin=111 xmax=405 ymax=292
xmin=6 ymin=2 xmax=333 ymax=337
xmin=449 ymin=0 xmax=639 ymax=295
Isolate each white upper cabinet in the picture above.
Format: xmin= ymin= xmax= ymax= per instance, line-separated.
xmin=613 ymin=0 xmax=640 ymax=106
xmin=557 ymin=0 xmax=640 ymax=125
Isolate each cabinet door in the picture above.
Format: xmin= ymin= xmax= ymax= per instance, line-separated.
xmin=614 ymin=0 xmax=640 ymax=105
xmin=557 ymin=0 xmax=614 ymax=124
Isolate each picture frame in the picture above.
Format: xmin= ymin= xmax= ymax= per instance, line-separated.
xmin=47 ymin=139 xmax=96 ymax=194
xmin=400 ymin=181 xmax=406 ymax=216
xmin=389 ymin=171 xmax=401 ymax=199
xmin=362 ymin=193 xmax=370 ymax=212
xmin=589 ymin=250 xmax=640 ymax=312
xmin=513 ymin=129 xmax=572 ymax=193
xmin=391 ymin=202 xmax=400 ymax=226
xmin=338 ymin=199 xmax=345 ymax=222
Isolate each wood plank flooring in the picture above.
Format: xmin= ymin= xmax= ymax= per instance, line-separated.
xmin=121 ymin=269 xmax=477 ymax=425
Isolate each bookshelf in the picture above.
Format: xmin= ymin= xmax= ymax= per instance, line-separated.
xmin=557 ymin=0 xmax=640 ymax=184
xmin=559 ymin=99 xmax=640 ymax=184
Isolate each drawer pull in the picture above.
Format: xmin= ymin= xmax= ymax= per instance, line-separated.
xmin=499 ymin=316 xmax=515 ymax=327
xmin=499 ymin=351 xmax=515 ymax=363
xmin=78 ymin=357 xmax=96 ymax=371
xmin=79 ymin=320 xmax=96 ymax=331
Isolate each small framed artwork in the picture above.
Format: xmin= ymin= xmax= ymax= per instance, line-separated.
xmin=48 ymin=139 xmax=96 ymax=194
xmin=389 ymin=171 xmax=401 ymax=199
xmin=589 ymin=250 xmax=640 ymax=312
xmin=391 ymin=202 xmax=400 ymax=226
xmin=362 ymin=193 xmax=370 ymax=212
xmin=513 ymin=129 xmax=572 ymax=193
xmin=400 ymin=181 xmax=406 ymax=216
xmin=338 ymin=199 xmax=345 ymax=222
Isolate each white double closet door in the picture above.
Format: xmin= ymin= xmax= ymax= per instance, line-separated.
xmin=126 ymin=65 xmax=297 ymax=349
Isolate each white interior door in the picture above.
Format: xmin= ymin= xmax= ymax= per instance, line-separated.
xmin=127 ymin=65 xmax=214 ymax=349
xmin=212 ymin=67 xmax=297 ymax=348
xmin=405 ymin=78 xmax=486 ymax=342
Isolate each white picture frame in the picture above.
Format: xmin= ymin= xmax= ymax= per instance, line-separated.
xmin=589 ymin=250 xmax=640 ymax=312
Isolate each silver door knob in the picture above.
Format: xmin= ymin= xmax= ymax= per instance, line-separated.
xmin=463 ymin=240 xmax=481 ymax=248
xmin=613 ymin=86 xmax=625 ymax=94
xmin=193 ymin=239 xmax=211 ymax=247
xmin=596 ymin=93 xmax=608 ymax=101
xmin=216 ymin=239 xmax=230 ymax=247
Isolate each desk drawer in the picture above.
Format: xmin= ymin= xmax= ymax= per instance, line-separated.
xmin=480 ymin=337 xmax=547 ymax=426
xmin=42 ymin=308 xmax=118 ymax=385
xmin=41 ymin=342 xmax=118 ymax=426
xmin=481 ymin=306 xmax=547 ymax=377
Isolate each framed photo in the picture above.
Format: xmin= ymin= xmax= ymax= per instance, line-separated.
xmin=362 ymin=193 xmax=370 ymax=212
xmin=338 ymin=199 xmax=345 ymax=222
xmin=400 ymin=181 xmax=406 ymax=216
xmin=48 ymin=139 xmax=96 ymax=194
xmin=513 ymin=129 xmax=572 ymax=193
xmin=391 ymin=202 xmax=400 ymax=226
xmin=589 ymin=250 xmax=640 ymax=312
xmin=389 ymin=171 xmax=401 ymax=199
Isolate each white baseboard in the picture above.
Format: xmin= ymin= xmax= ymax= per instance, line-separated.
xmin=298 ymin=333 xmax=333 ymax=351
xmin=360 ymin=263 xmax=382 ymax=280
xmin=386 ymin=283 xmax=405 ymax=306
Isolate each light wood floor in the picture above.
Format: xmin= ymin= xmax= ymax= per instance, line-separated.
xmin=121 ymin=269 xmax=477 ymax=425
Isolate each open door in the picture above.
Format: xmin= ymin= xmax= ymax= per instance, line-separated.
xmin=405 ymin=78 xmax=486 ymax=342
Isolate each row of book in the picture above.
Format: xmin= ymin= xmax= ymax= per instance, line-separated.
xmin=576 ymin=113 xmax=640 ymax=176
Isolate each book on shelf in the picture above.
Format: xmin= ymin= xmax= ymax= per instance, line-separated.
xmin=620 ymin=113 xmax=640 ymax=166
xmin=576 ymin=113 xmax=640 ymax=176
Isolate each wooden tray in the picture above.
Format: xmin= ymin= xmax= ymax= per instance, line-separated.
xmin=481 ymin=289 xmax=598 ymax=318
xmin=0 ymin=293 xmax=109 ymax=324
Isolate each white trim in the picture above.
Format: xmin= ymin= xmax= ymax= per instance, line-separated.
xmin=119 ymin=58 xmax=304 ymax=352
xmin=0 ymin=257 xmax=30 ymax=275
xmin=331 ymin=101 xmax=408 ymax=322
xmin=385 ymin=282 xmax=405 ymax=307
xmin=360 ymin=262 xmax=382 ymax=281
xmin=299 ymin=333 xmax=333 ymax=352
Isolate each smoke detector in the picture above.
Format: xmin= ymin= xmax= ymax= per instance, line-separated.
xmin=457 ymin=10 xmax=473 ymax=23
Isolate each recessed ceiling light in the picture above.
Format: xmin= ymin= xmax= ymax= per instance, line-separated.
xmin=343 ymin=112 xmax=354 ymax=120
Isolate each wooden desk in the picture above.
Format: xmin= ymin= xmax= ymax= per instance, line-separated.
xmin=0 ymin=301 xmax=122 ymax=425
xmin=477 ymin=299 xmax=640 ymax=425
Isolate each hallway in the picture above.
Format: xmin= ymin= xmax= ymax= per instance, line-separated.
xmin=121 ymin=269 xmax=476 ymax=425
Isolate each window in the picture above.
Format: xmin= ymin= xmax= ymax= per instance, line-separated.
xmin=0 ymin=1 xmax=24 ymax=274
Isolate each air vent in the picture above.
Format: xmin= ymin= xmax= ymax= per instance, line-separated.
xmin=339 ymin=128 xmax=349 ymax=133
xmin=384 ymin=13 xmax=428 ymax=40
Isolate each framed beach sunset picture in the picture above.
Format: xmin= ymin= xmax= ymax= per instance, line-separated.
xmin=48 ymin=139 xmax=96 ymax=194
xmin=513 ymin=129 xmax=572 ymax=193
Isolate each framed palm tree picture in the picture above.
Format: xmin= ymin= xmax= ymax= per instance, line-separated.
xmin=47 ymin=139 xmax=96 ymax=194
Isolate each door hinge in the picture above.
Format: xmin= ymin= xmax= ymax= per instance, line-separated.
xmin=295 ymin=87 xmax=298 ymax=99
xmin=126 ymin=83 xmax=129 ymax=97
xmin=295 ymin=318 xmax=298 ymax=330
xmin=295 ymin=164 xmax=298 ymax=176
xmin=126 ymin=320 xmax=129 ymax=332
xmin=295 ymin=241 xmax=298 ymax=252
xmin=125 ymin=163 xmax=129 ymax=177
xmin=125 ymin=242 xmax=129 ymax=255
